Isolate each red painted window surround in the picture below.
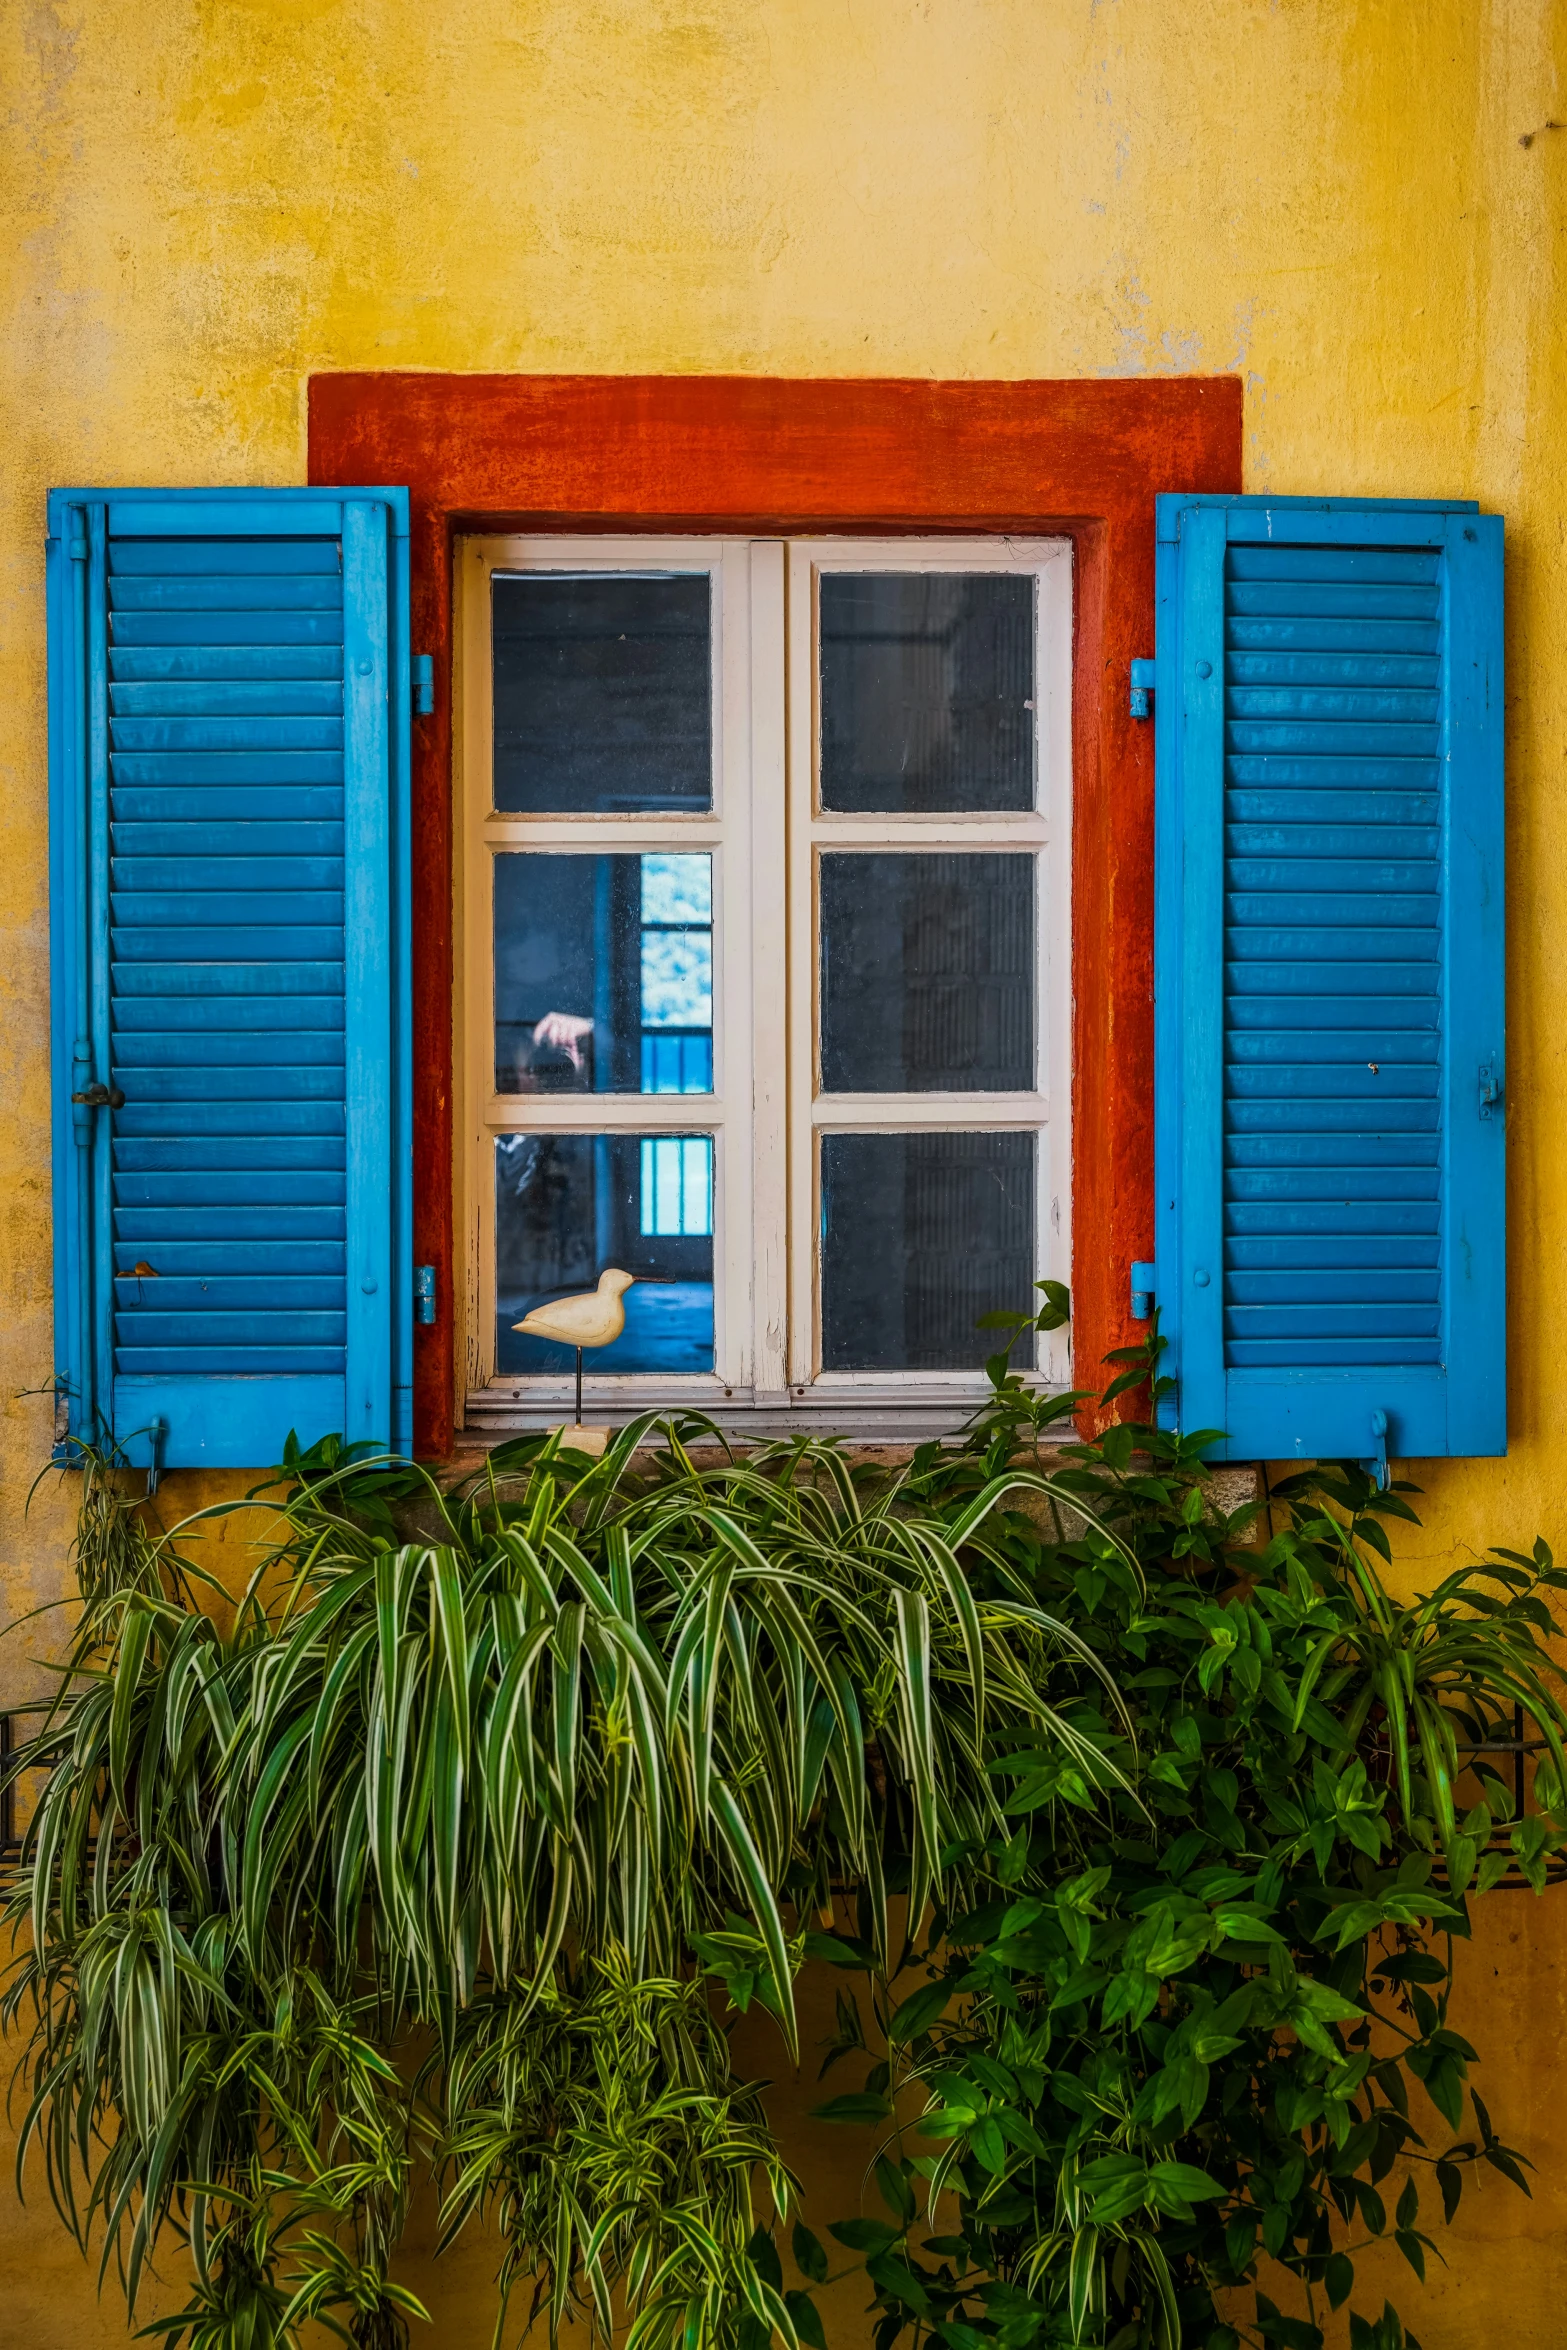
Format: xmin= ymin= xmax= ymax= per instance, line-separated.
xmin=308 ymin=373 xmax=1243 ymax=1459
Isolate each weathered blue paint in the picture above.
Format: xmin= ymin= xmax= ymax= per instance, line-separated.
xmin=47 ymin=486 xmax=413 ymax=1468
xmin=1153 ymin=494 xmax=1505 ymax=1464
xmin=391 ymin=519 xmax=414 ymax=1452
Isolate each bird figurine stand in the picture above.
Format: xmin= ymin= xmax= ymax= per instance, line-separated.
xmin=512 ymin=1268 xmax=636 ymax=1457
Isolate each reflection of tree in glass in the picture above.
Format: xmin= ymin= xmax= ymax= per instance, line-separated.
xmin=640 ymin=931 xmax=711 ymax=1028
xmin=641 ymin=853 xmax=711 ymax=926
xmin=640 ymin=855 xmax=713 ymax=1034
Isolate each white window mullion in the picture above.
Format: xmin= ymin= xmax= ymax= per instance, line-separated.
xmin=785 ymin=542 xmax=820 ymax=1391
xmin=748 ymin=541 xmax=790 ymax=1400
xmin=481 ymin=818 xmax=725 ymax=850
xmin=713 ymin=537 xmax=754 ymax=1393
xmin=485 ymin=1096 xmax=732 ymax=1134
xmin=812 ymin=1093 xmax=1051 ymax=1128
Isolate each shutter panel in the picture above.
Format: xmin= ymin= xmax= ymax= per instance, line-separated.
xmin=48 ymin=489 xmax=412 ymax=1469
xmin=1153 ymin=496 xmax=1504 ymax=1465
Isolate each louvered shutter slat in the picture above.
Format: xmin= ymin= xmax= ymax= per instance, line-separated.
xmin=49 ymin=488 xmax=412 ymax=1469
xmin=1154 ymin=495 xmax=1504 ymax=1466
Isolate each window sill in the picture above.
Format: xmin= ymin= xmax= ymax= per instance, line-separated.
xmin=456 ymin=1391 xmax=1266 ymax=1536
xmin=463 ymin=1380 xmax=1078 ymax=1446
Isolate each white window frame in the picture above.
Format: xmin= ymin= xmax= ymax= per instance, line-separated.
xmin=456 ymin=532 xmax=1072 ymax=1437
xmin=786 ymin=538 xmax=1074 ymax=1403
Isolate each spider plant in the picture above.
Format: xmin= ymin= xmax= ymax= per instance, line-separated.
xmin=4 ymin=1404 xmax=1132 ymax=2348
xmin=236 ymin=1415 xmax=1140 ymax=2028
xmin=433 ymin=1954 xmax=791 ymax=2350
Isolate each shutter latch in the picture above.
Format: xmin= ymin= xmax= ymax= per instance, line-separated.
xmin=412 ymin=654 xmax=435 ymax=717
xmin=1130 ymin=1260 xmax=1157 ymax=1320
xmin=70 ymin=1081 xmax=125 ymax=1109
xmin=1479 ymin=1058 xmax=1504 ymax=1119
xmin=415 ymin=1264 xmax=437 ymax=1325
xmin=1129 ymin=659 xmax=1157 ymax=719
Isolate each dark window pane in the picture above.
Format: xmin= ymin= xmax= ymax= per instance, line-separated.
xmin=819 ymin=573 xmax=1034 ymax=813
xmin=494 ymin=852 xmax=712 ymax=1095
xmin=495 ymin=1133 xmax=713 ymax=1375
xmin=493 ymin=572 xmax=712 ymax=813
xmin=820 ymin=852 xmax=1034 ymax=1092
xmin=821 ymin=1132 xmax=1035 ymax=1371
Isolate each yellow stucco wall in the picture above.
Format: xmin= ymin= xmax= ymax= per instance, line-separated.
xmin=3 ymin=1 xmax=1566 ymax=2342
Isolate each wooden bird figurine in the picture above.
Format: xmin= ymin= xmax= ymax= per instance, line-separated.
xmin=514 ymin=1268 xmax=636 ymax=1443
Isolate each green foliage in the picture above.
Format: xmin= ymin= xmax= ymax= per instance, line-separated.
xmin=10 ymin=1315 xmax=1562 ymax=2350
xmin=435 ymin=1954 xmax=790 ymax=2350
xmin=812 ymin=1323 xmax=1567 ymax=2350
xmin=3 ymin=1410 xmax=1122 ymax=2346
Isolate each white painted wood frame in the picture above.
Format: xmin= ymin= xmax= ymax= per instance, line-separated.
xmin=784 ymin=538 xmax=1074 ymax=1402
xmin=456 ymin=532 xmax=1072 ymax=1437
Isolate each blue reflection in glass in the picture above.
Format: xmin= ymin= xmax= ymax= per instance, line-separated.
xmin=494 ymin=852 xmax=712 ymax=1095
xmin=496 ymin=1133 xmax=714 ymax=1375
xmin=638 ymin=854 xmax=712 ymax=1093
xmin=640 ymin=1136 xmax=713 ymax=1236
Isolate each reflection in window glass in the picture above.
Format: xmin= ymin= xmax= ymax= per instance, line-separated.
xmin=641 ymin=1137 xmax=713 ymax=1236
xmin=819 ymin=852 xmax=1035 ymax=1092
xmin=496 ymin=1133 xmax=714 ymax=1375
xmin=819 ymin=573 xmax=1035 ymax=814
xmin=820 ymin=1131 xmax=1035 ymax=1371
xmin=494 ymin=852 xmax=712 ymax=1095
xmin=493 ymin=572 xmax=712 ymax=814
xmin=639 ymin=853 xmax=714 ymax=1094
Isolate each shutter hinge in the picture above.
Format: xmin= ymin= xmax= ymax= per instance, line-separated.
xmin=415 ymin=1264 xmax=437 ymax=1325
xmin=146 ymin=1414 xmax=167 ymax=1499
xmin=70 ymin=1081 xmax=125 ymax=1109
xmin=1479 ymin=1058 xmax=1504 ymax=1119
xmin=70 ymin=1038 xmax=95 ymax=1143
xmin=1129 ymin=659 xmax=1157 ymax=720
xmin=1359 ymin=1407 xmax=1392 ymax=1494
xmin=1130 ymin=1260 xmax=1157 ymax=1320
xmin=412 ymin=654 xmax=435 ymax=717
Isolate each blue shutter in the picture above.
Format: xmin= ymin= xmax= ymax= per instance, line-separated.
xmin=48 ymin=489 xmax=413 ymax=1470
xmin=1153 ymin=496 xmax=1504 ymax=1465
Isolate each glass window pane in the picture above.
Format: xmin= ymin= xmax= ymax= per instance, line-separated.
xmin=819 ymin=852 xmax=1034 ymax=1092
xmin=494 ymin=852 xmax=712 ymax=1095
xmin=496 ymin=1133 xmax=714 ymax=1375
xmin=640 ymin=1135 xmax=713 ymax=1236
xmin=493 ymin=571 xmax=712 ymax=814
xmin=819 ymin=572 xmax=1034 ymax=813
xmin=820 ymin=1132 xmax=1036 ymax=1372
